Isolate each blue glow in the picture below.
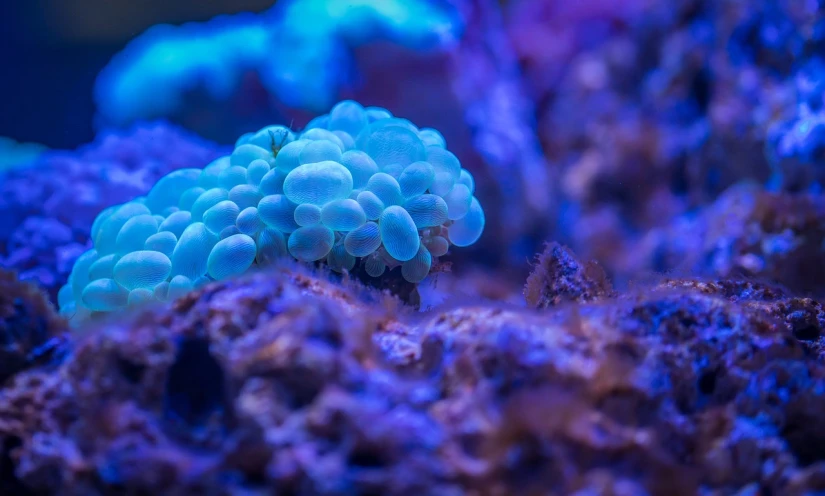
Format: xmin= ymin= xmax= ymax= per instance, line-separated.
xmin=0 ymin=137 xmax=47 ymax=170
xmin=95 ymin=0 xmax=463 ymax=125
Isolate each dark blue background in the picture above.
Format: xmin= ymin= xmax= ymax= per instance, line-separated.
xmin=0 ymin=0 xmax=272 ymax=149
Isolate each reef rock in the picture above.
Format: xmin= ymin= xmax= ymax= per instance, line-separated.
xmin=525 ymin=242 xmax=614 ymax=308
xmin=638 ymin=184 xmax=825 ymax=293
xmin=0 ymin=261 xmax=824 ymax=494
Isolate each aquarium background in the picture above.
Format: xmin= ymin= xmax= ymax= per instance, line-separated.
xmin=2 ymin=0 xmax=825 ymax=494
xmin=0 ymin=0 xmax=273 ymax=147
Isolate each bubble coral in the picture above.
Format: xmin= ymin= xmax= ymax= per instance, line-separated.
xmin=59 ymin=101 xmax=484 ymax=323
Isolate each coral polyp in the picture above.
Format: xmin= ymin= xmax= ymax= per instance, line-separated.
xmin=59 ymin=101 xmax=484 ymax=322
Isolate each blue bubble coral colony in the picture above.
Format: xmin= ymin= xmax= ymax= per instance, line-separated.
xmin=58 ymin=101 xmax=485 ymax=323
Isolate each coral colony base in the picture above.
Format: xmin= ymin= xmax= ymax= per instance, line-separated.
xmin=58 ymin=101 xmax=485 ymax=323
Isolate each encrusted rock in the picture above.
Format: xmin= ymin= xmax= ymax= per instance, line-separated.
xmin=0 ymin=269 xmax=67 ymax=385
xmin=525 ymin=242 xmax=614 ymax=308
xmin=1 ymin=263 xmax=824 ymax=494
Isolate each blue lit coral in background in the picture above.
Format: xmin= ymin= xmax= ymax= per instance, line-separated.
xmin=94 ymin=13 xmax=271 ymax=127
xmin=95 ymin=0 xmax=463 ymax=125
xmin=59 ymin=101 xmax=484 ymax=323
